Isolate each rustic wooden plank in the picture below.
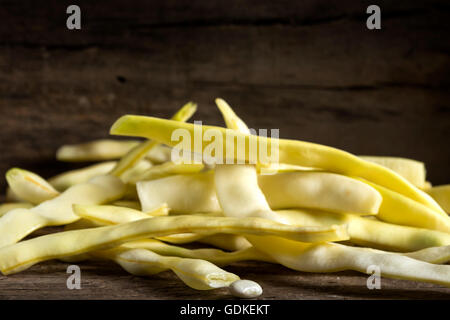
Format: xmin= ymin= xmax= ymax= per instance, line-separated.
xmin=1 ymin=2 xmax=448 ymax=193
xmin=1 ymin=74 xmax=449 ymax=190
xmin=1 ymin=0 xmax=447 ymax=36
xmin=0 ymin=11 xmax=450 ymax=88
xmin=0 ymin=260 xmax=449 ymax=300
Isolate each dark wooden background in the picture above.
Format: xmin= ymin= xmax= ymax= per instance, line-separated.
xmin=0 ymin=0 xmax=449 ymax=299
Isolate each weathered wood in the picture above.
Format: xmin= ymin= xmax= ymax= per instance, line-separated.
xmin=0 ymin=260 xmax=448 ymax=300
xmin=1 ymin=5 xmax=449 ymax=88
xmin=1 ymin=74 xmax=448 ymax=189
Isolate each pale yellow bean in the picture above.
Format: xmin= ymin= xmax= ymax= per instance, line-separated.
xmin=49 ymin=161 xmax=117 ymax=191
xmin=427 ymin=185 xmax=450 ymax=213
xmin=0 ymin=175 xmax=125 ymax=248
xmin=0 ymin=214 xmax=348 ymax=275
xmin=6 ymin=168 xmax=59 ymax=204
xmin=359 ymin=156 xmax=426 ymax=188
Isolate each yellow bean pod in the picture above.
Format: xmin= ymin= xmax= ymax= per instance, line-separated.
xmin=179 ymin=209 xmax=450 ymax=253
xmin=215 ymin=165 xmax=287 ymax=223
xmin=74 ymin=202 xmax=206 ymax=244
xmin=56 ymin=139 xmax=171 ymax=164
xmin=109 ymin=102 xmax=197 ymax=178
xmin=110 ymin=200 xmax=142 ymax=211
xmin=145 ymin=146 xmax=173 ymax=164
xmin=261 ymin=171 xmax=382 ymax=215
xmin=73 ymin=204 xmax=169 ymax=225
xmin=359 ymin=156 xmax=426 ymax=189
xmin=6 ymin=168 xmax=59 ymax=204
xmin=254 ymin=239 xmax=450 ymax=286
xmin=339 ymin=243 xmax=450 ymax=265
xmin=361 ymin=180 xmax=450 ymax=233
xmin=74 ymin=205 xmax=348 ymax=244
xmin=65 ymin=213 xmax=203 ymax=245
xmin=118 ymin=159 xmax=153 ymax=183
xmin=156 ymin=233 xmax=206 ymax=244
xmin=122 ymin=239 xmax=274 ymax=265
xmin=137 ymin=171 xmax=382 ymax=216
xmin=93 ymin=247 xmax=240 ymax=290
xmin=56 ymin=139 xmax=141 ymax=162
xmin=63 ymin=218 xmax=101 ymax=231
xmin=60 ymin=236 xmax=258 ymax=264
xmin=426 ymin=185 xmax=450 ymax=213
xmin=0 ymin=175 xmax=125 ymax=248
xmin=402 ymin=245 xmax=450 ymax=264
xmin=110 ymin=115 xmax=443 ymax=213
xmin=142 ymin=231 xmax=252 ymax=252
xmin=0 ymin=202 xmax=33 ymax=217
xmin=215 ymin=98 xmax=251 ymax=134
xmin=134 ymin=162 xmax=205 ymax=184
xmin=197 ymin=234 xmax=253 ymax=251
xmin=0 ymin=214 xmax=348 ymax=275
xmin=258 ymin=163 xmax=320 ymax=174
xmin=423 ymin=181 xmax=433 ymax=190
xmin=130 ymin=238 xmax=450 ymax=265
xmin=276 ymin=209 xmax=450 ymax=252
xmin=48 ymin=161 xmax=117 ymax=191
xmin=137 ymin=172 xmax=222 ymax=214
xmin=72 ymin=204 xmax=250 ymax=250
xmin=63 ymin=237 xmax=450 ymax=270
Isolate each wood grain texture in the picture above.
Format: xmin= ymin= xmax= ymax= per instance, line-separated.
xmin=0 ymin=0 xmax=449 ymax=299
xmin=1 ymin=261 xmax=449 ymax=300
xmin=0 ymin=1 xmax=449 ymax=190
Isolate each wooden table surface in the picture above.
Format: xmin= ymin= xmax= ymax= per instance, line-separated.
xmin=0 ymin=1 xmax=449 ymax=299
xmin=1 ymin=260 xmax=450 ymax=300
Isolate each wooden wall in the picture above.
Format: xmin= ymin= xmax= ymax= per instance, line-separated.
xmin=0 ymin=1 xmax=449 ymax=192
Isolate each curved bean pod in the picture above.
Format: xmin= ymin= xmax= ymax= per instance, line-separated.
xmin=110 ymin=115 xmax=443 ymax=213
